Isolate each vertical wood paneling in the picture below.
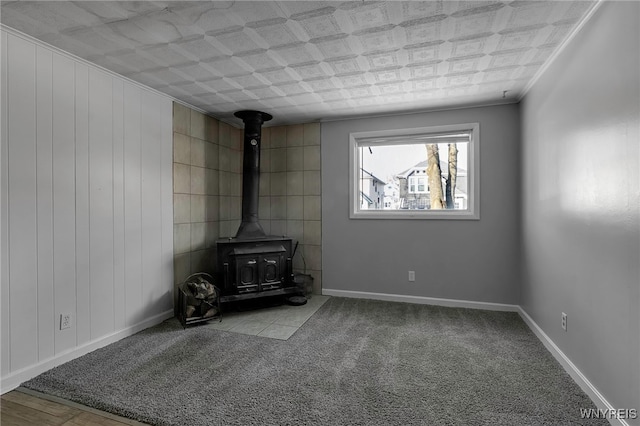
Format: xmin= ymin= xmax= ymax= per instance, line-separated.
xmin=140 ymin=91 xmax=163 ymax=316
xmin=7 ymin=34 xmax=38 ymax=371
xmin=1 ymin=31 xmax=11 ymax=376
xmin=35 ymin=46 xmax=55 ymax=361
xmin=1 ymin=29 xmax=174 ymax=384
xmin=112 ymin=79 xmax=125 ymax=330
xmin=88 ymin=69 xmax=114 ymax=339
xmin=160 ymin=100 xmax=174 ymax=311
xmin=74 ymin=63 xmax=90 ymax=346
xmin=123 ymin=85 xmax=142 ymax=326
xmin=52 ymin=53 xmax=77 ymax=354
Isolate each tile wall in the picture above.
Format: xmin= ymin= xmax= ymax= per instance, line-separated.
xmin=173 ymin=103 xmax=322 ymax=299
xmin=258 ymin=122 xmax=322 ymax=295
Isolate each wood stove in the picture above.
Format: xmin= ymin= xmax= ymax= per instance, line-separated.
xmin=216 ymin=111 xmax=298 ymax=303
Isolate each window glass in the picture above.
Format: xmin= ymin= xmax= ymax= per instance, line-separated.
xmin=349 ymin=123 xmax=479 ymax=220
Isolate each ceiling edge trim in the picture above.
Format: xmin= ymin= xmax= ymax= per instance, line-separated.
xmin=317 ymin=99 xmax=519 ymax=125
xmin=0 ymin=24 xmax=239 ymax=127
xmin=518 ymin=0 xmax=604 ymax=101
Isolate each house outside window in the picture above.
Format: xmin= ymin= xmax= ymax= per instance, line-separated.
xmin=349 ymin=123 xmax=479 ymax=220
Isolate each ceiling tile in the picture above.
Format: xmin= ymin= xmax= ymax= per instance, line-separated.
xmin=0 ymin=0 xmax=598 ymax=126
xmin=209 ymin=27 xmax=264 ymax=54
xmin=326 ymin=56 xmax=361 ymax=75
xmin=171 ymin=36 xmax=226 ymax=62
xmin=295 ymin=14 xmax=342 ymax=40
xmin=345 ymin=2 xmax=390 ymax=31
xmin=272 ymin=43 xmax=317 ymax=65
xmin=450 ymin=34 xmax=492 ymax=57
xmin=205 ymin=56 xmax=252 ymax=76
xmin=250 ymin=21 xmax=300 ymax=48
xmin=234 ymin=52 xmax=280 ymax=72
xmin=313 ymin=34 xmax=353 ymax=59
xmin=303 ymin=78 xmax=337 ymax=92
xmin=258 ymin=67 xmax=298 ymax=85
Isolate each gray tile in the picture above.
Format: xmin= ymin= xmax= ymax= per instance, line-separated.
xmin=271 ymin=172 xmax=287 ymax=196
xmin=205 ymin=116 xmax=219 ymax=144
xmin=219 ymin=196 xmax=231 ymax=221
xmin=191 ymin=222 xmax=207 ymax=251
xmin=271 ymin=220 xmax=286 ymax=236
xmin=286 ymin=146 xmax=303 ymax=171
xmin=174 ymin=223 xmax=191 ymax=254
xmin=287 ymin=196 xmax=303 ymax=220
xmin=173 ymin=103 xmax=190 ymax=135
xmin=191 ymin=137 xmax=206 ymax=167
xmin=270 ymin=148 xmax=287 ymax=172
xmin=273 ymin=309 xmax=314 ymax=327
xmin=191 ymin=110 xmax=206 ymax=140
xmin=303 ymin=122 xmax=320 ymax=146
xmin=304 ymin=220 xmax=321 ymax=245
xmin=286 ymin=124 xmax=304 ymax=146
xmin=205 ymin=196 xmax=219 ymax=221
xmin=286 ymin=220 xmax=303 ymax=243
xmin=270 ymin=196 xmax=287 ymax=220
xmin=219 ymin=171 xmax=231 ymax=196
xmin=191 ymin=195 xmax=206 ymax=222
xmin=219 ymin=122 xmax=231 ymax=147
xmin=259 ymin=173 xmax=271 ymax=196
xmin=303 ymin=170 xmax=321 ymax=195
xmin=259 ymin=196 xmax=271 ymax=220
xmin=261 ymin=127 xmax=271 ymax=150
xmin=219 ymin=146 xmax=232 ymax=172
xmin=174 ymin=194 xmax=191 ymax=224
xmin=173 ymin=163 xmax=190 ymax=194
xmin=173 ymin=132 xmax=190 ymax=165
xmin=205 ymin=221 xmax=219 ymax=248
xmin=174 ymin=252 xmax=191 ymax=285
xmin=229 ymin=196 xmax=242 ymax=219
xmin=205 ymin=141 xmax=218 ymax=169
xmin=270 ymin=126 xmax=286 ymax=148
xmin=229 ymin=320 xmax=270 ymax=336
xmin=257 ymin=324 xmax=298 ymax=340
xmin=204 ymin=315 xmax=248 ymax=331
xmin=304 ymin=196 xmax=321 ymax=220
xmin=287 ymin=171 xmax=304 ymax=196
xmin=303 ymin=145 xmax=321 ymax=171
xmin=205 ymin=168 xmax=219 ymax=195
xmin=191 ymin=166 xmax=206 ymax=195
xmin=260 ymin=148 xmax=271 ymax=172
xmin=303 ymin=245 xmax=322 ymax=271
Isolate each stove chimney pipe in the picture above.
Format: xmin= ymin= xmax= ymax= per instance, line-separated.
xmin=234 ymin=110 xmax=272 ymax=239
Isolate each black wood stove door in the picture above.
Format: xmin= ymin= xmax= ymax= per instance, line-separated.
xmin=235 ymin=253 xmax=285 ymax=293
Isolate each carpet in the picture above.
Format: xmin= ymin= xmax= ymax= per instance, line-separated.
xmin=22 ymin=297 xmax=607 ymax=425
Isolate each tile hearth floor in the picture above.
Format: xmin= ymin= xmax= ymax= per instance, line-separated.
xmin=204 ymin=295 xmax=329 ymax=340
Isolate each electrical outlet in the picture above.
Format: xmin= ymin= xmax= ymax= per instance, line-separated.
xmin=561 ymin=312 xmax=567 ymax=331
xmin=60 ymin=313 xmax=72 ymax=330
xmin=408 ymin=270 xmax=415 ymax=282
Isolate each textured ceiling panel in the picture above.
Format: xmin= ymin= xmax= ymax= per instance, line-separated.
xmin=0 ymin=0 xmax=598 ymax=126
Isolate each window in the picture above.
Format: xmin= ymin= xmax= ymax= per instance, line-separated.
xmin=349 ymin=123 xmax=479 ymax=219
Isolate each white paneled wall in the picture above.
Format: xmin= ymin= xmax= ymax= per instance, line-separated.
xmin=0 ymin=28 xmax=174 ymax=390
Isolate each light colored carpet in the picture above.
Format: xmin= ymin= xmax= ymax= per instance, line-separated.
xmin=23 ymin=297 xmax=606 ymax=426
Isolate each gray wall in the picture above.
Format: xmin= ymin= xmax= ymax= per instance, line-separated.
xmin=321 ymin=104 xmax=521 ymax=304
xmin=521 ymin=1 xmax=639 ymax=413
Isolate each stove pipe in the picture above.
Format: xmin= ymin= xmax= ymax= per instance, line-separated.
xmin=234 ymin=110 xmax=272 ymax=239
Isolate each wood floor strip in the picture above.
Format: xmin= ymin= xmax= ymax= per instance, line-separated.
xmin=1 ymin=390 xmax=149 ymax=426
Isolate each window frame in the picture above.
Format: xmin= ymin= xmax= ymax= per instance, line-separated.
xmin=348 ymin=122 xmax=480 ymax=220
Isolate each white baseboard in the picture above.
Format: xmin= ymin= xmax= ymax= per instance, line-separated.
xmin=517 ymin=307 xmax=629 ymax=426
xmin=321 ymin=288 xmax=519 ymax=311
xmin=0 ymin=309 xmax=174 ymax=394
